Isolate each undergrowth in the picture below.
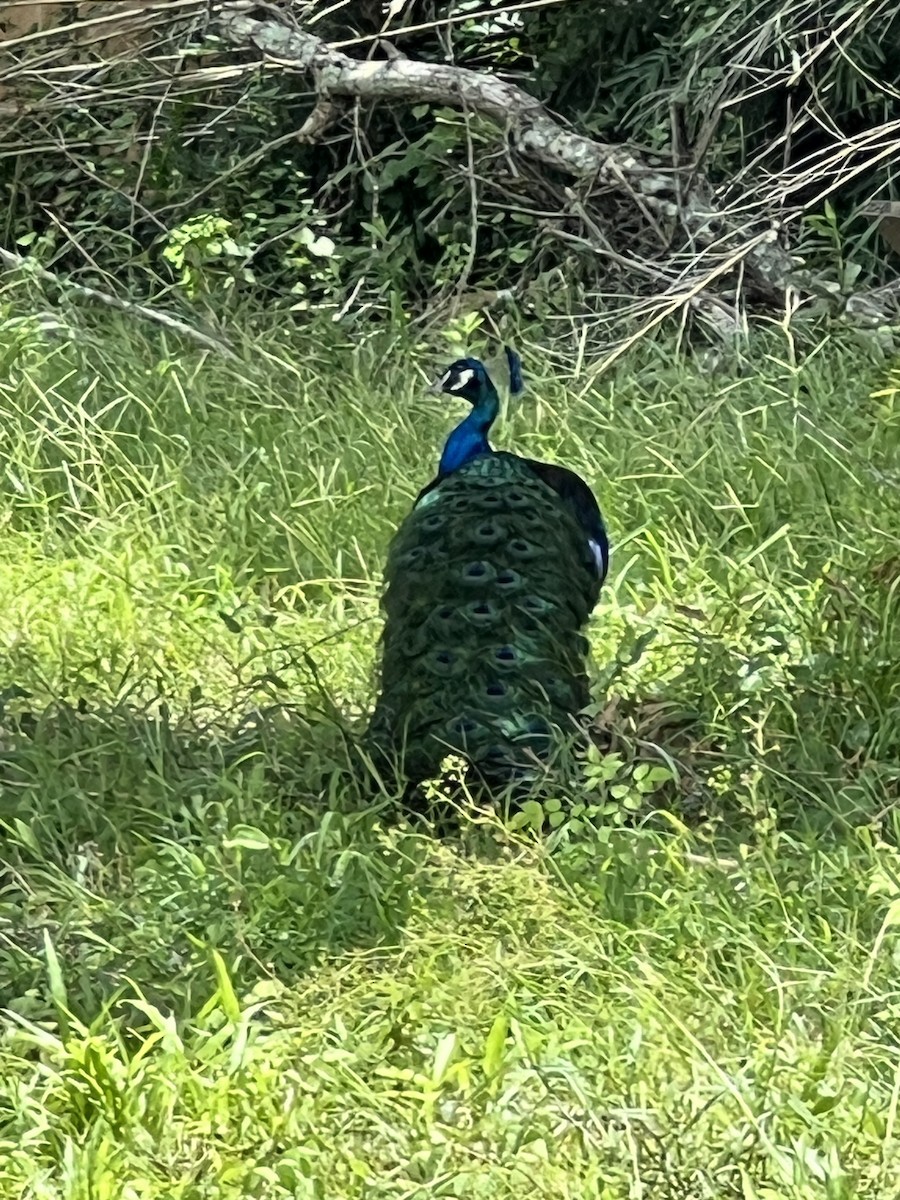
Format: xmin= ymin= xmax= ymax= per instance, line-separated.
xmin=1 ymin=307 xmax=899 ymax=1198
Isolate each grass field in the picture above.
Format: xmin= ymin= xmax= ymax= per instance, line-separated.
xmin=1 ymin=310 xmax=899 ymax=1198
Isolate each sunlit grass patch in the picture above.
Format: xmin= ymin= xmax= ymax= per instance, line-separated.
xmin=1 ymin=312 xmax=899 ymax=1196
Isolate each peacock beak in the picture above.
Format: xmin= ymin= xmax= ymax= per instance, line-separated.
xmin=427 ymin=367 xmax=453 ymax=395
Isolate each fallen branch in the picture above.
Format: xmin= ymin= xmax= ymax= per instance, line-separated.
xmin=216 ymin=1 xmax=795 ymax=296
xmin=0 ymin=243 xmax=237 ymax=357
xmin=574 ymin=228 xmax=776 ymax=392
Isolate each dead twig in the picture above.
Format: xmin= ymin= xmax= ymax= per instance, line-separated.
xmin=0 ymin=242 xmax=237 ymax=357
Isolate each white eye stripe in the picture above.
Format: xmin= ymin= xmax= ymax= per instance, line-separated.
xmin=449 ymin=368 xmax=475 ymax=391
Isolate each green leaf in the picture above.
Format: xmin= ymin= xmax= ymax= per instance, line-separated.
xmin=223 ymin=825 xmax=271 ymax=852
xmin=883 ymin=898 xmax=900 ymax=929
xmin=431 ymin=1032 xmax=457 ymax=1085
xmin=43 ymin=930 xmax=70 ymax=1039
xmin=13 ymin=818 xmax=41 ymax=854
xmin=482 ymin=1011 xmax=509 ymax=1078
xmin=211 ymin=948 xmax=242 ymax=1023
xmin=308 ymin=235 xmax=336 ymax=258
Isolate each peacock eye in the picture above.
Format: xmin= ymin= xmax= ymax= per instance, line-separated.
xmin=496 ymin=569 xmax=521 ymax=587
xmin=451 ymin=718 xmax=478 ymax=735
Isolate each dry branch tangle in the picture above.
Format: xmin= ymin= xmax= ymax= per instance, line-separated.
xmin=216 ymin=3 xmax=792 ymax=295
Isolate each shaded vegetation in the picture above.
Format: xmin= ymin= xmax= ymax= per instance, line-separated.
xmin=2 ymin=0 xmax=899 ymax=316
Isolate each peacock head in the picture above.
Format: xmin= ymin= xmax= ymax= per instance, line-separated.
xmin=430 ymin=357 xmax=493 ymax=405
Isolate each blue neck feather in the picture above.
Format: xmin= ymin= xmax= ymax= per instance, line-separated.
xmin=438 ymin=377 xmax=500 ymax=476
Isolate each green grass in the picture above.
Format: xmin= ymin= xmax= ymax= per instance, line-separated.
xmin=1 ymin=308 xmax=900 ymax=1198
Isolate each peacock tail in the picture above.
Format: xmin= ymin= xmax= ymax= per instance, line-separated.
xmin=367 ymin=352 xmax=608 ymax=789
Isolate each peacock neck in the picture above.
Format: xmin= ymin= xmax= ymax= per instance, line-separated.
xmin=438 ymin=385 xmax=500 ymax=477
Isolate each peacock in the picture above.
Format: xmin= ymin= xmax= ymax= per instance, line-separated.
xmin=366 ymin=349 xmax=609 ymax=791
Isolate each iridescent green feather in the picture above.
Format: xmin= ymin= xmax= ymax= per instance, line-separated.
xmin=368 ymin=451 xmax=600 ymax=786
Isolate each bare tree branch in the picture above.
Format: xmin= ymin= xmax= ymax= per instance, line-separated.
xmin=216 ymin=1 xmax=794 ymax=295
xmin=0 ymin=242 xmax=237 ymax=357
